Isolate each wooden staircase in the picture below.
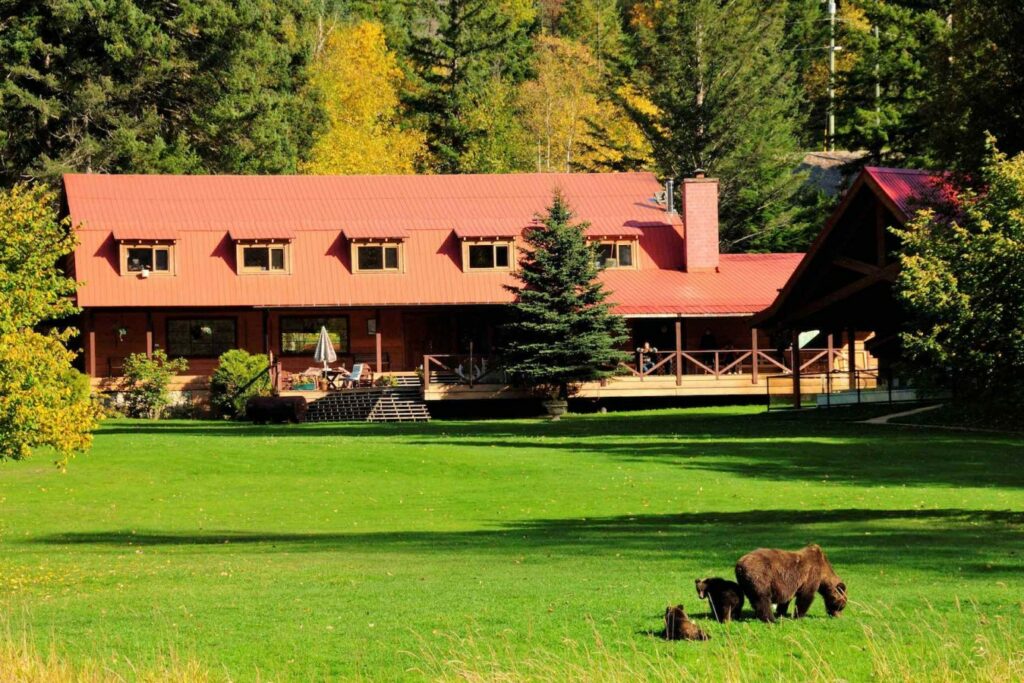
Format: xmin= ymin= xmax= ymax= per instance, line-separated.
xmin=305 ymin=384 xmax=430 ymax=423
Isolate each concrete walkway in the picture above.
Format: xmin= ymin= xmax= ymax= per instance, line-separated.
xmin=860 ymin=403 xmax=943 ymax=425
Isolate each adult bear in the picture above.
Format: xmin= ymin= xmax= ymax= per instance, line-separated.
xmin=734 ymin=544 xmax=847 ymax=622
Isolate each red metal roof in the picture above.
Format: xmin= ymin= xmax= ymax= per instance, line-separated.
xmin=65 ymin=172 xmax=799 ymax=316
xmin=228 ymin=227 xmax=296 ymax=241
xmin=863 ymin=167 xmax=950 ymax=222
xmin=342 ymin=225 xmax=409 ymax=240
xmin=112 ymin=227 xmax=179 ymax=241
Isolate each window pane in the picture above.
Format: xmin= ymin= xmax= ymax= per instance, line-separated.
xmin=596 ymin=243 xmax=614 ymax=266
xmin=280 ymin=317 xmax=349 ymax=356
xmin=270 ymin=247 xmax=285 ymax=271
xmin=384 ymin=246 xmax=399 ymax=269
xmin=127 ymin=248 xmax=153 ymax=272
xmin=617 ymin=243 xmax=633 ymax=267
xmin=358 ymin=246 xmax=383 ymax=270
xmin=243 ymin=247 xmax=269 ymax=270
xmin=495 ymin=245 xmax=509 ymax=268
xmin=166 ymin=319 xmax=236 ymax=357
xmin=154 ymin=249 xmax=169 ymax=271
xmin=468 ymin=245 xmax=494 ymax=269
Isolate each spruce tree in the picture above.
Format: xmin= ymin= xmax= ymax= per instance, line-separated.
xmin=628 ymin=0 xmax=806 ymax=251
xmin=501 ymin=192 xmax=629 ymax=401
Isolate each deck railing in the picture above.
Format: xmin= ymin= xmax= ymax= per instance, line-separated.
xmin=424 ymin=347 xmax=860 ymax=390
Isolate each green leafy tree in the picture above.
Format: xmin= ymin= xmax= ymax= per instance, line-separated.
xmin=210 ymin=349 xmax=272 ymax=419
xmin=927 ymin=0 xmax=1024 ymax=172
xmin=122 ymin=350 xmax=189 ymax=419
xmin=0 ymin=183 xmax=99 ymax=464
xmin=501 ymin=192 xmax=629 ymax=401
xmin=404 ymin=0 xmax=534 ymax=172
xmin=0 ymin=0 xmax=322 ymax=185
xmin=627 ymin=0 xmax=807 ymax=251
xmin=894 ymin=143 xmax=1024 ymax=403
xmin=835 ymin=1 xmax=948 ymax=164
xmin=558 ymin=0 xmax=628 ymax=69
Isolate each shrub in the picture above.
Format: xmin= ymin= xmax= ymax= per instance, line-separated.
xmin=121 ymin=350 xmax=188 ymax=419
xmin=209 ymin=349 xmax=271 ymax=418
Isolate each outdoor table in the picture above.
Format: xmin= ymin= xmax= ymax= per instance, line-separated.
xmin=323 ymin=368 xmax=350 ymax=390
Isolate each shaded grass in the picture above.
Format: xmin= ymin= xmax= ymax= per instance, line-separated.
xmin=1 ymin=406 xmax=1022 ymax=680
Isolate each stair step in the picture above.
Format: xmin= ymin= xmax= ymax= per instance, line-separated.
xmin=304 ymin=386 xmax=431 ymax=423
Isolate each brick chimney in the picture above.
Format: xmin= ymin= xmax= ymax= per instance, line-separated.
xmin=682 ymin=172 xmax=720 ymax=272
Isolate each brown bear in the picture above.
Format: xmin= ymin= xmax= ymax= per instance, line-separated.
xmin=695 ymin=577 xmax=744 ymax=622
xmin=663 ymin=604 xmax=710 ymax=641
xmin=734 ymin=544 xmax=847 ymax=623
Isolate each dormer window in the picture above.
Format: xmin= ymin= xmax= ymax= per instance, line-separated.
xmin=464 ymin=241 xmax=513 ymax=271
xmin=115 ymin=236 xmax=177 ymax=276
xmin=229 ymin=229 xmax=295 ymax=275
xmin=356 ymin=243 xmax=401 ymax=272
xmin=594 ymin=240 xmax=637 ymax=269
xmin=241 ymin=244 xmax=288 ymax=272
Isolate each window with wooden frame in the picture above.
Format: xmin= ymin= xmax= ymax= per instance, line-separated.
xmin=593 ymin=240 xmax=638 ymax=269
xmin=166 ymin=318 xmax=237 ymax=358
xmin=235 ymin=241 xmax=291 ymax=274
xmin=462 ymin=240 xmax=514 ymax=271
xmin=279 ymin=316 xmax=350 ymax=356
xmin=352 ymin=242 xmax=403 ymax=273
xmin=120 ymin=243 xmax=174 ymax=275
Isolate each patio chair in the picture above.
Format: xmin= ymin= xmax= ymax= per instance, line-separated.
xmin=343 ymin=363 xmax=365 ymax=388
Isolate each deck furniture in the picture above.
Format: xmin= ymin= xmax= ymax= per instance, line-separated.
xmin=323 ymin=367 xmax=351 ymax=390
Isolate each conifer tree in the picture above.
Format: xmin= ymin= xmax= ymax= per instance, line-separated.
xmin=628 ymin=0 xmax=806 ymax=251
xmin=501 ymin=193 xmax=629 ymax=401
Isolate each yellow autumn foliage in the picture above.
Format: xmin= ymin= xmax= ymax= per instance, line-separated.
xmin=0 ymin=183 xmax=100 ymax=465
xmin=301 ymin=21 xmax=425 ymax=175
xmin=517 ymin=36 xmax=651 ymax=173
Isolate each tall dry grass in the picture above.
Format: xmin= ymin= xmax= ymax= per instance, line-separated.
xmin=408 ymin=602 xmax=1024 ymax=682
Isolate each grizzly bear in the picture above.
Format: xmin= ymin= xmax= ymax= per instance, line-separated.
xmin=663 ymin=604 xmax=710 ymax=641
xmin=734 ymin=544 xmax=847 ymax=623
xmin=695 ymin=577 xmax=744 ymax=622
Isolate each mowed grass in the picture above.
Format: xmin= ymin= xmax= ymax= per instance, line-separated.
xmin=0 ymin=406 xmax=1022 ymax=681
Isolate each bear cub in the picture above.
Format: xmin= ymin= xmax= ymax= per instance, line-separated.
xmin=695 ymin=577 xmax=745 ymax=622
xmin=663 ymin=604 xmax=710 ymax=641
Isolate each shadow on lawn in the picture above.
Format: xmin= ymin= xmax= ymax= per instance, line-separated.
xmin=96 ymin=412 xmax=1024 ymax=490
xmin=33 ymin=507 xmax=1024 ymax=576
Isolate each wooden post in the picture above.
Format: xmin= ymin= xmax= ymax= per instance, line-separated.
xmin=791 ymin=330 xmax=802 ymax=409
xmin=826 ymin=333 xmax=834 ymax=401
xmin=750 ymin=327 xmax=759 ymax=385
xmin=375 ymin=330 xmax=383 ymax=375
xmin=145 ymin=312 xmax=154 ymax=359
xmin=674 ymin=319 xmax=683 ymax=386
xmin=847 ymin=327 xmax=856 ymax=390
xmin=85 ymin=312 xmax=96 ymax=378
xmin=422 ymin=354 xmax=431 ymax=392
xmin=262 ymin=310 xmax=270 ymax=354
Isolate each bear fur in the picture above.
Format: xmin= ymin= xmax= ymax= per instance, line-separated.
xmin=663 ymin=604 xmax=709 ymax=641
xmin=695 ymin=577 xmax=745 ymax=622
xmin=245 ymin=396 xmax=307 ymax=424
xmin=734 ymin=544 xmax=847 ymax=622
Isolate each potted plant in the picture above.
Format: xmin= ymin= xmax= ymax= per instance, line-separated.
xmin=115 ymin=326 xmax=128 ymax=343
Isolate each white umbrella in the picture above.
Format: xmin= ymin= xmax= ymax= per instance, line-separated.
xmin=313 ymin=326 xmax=337 ymax=370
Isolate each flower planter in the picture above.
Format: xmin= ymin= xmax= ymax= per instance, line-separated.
xmin=541 ymin=399 xmax=568 ymax=420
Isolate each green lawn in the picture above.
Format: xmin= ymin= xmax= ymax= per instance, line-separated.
xmin=1 ymin=407 xmax=1022 ymax=681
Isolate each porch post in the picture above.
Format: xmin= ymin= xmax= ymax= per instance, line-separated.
xmin=674 ymin=318 xmax=682 ymax=386
xmin=145 ymin=311 xmax=153 ymax=359
xmin=750 ymin=327 xmax=759 ymax=385
xmin=791 ymin=329 xmax=802 ymax=409
xmin=375 ymin=330 xmax=383 ymax=375
xmin=85 ymin=311 xmax=96 ymax=378
xmin=262 ymin=310 xmax=270 ymax=354
xmin=422 ymin=354 xmax=431 ymax=391
xmin=826 ymin=333 xmax=834 ymax=400
xmin=847 ymin=326 xmax=856 ymax=390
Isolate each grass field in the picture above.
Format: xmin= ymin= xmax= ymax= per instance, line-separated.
xmin=1 ymin=406 xmax=1022 ymax=681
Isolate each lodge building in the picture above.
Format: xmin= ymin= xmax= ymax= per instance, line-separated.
xmin=63 ymin=171 xmax=885 ymax=405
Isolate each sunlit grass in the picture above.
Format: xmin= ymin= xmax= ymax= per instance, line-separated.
xmin=0 ymin=406 xmax=1021 ymax=680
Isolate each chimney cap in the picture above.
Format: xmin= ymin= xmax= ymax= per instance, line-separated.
xmin=693 ymin=168 xmax=707 ymax=179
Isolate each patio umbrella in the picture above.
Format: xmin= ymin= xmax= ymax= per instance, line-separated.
xmin=313 ymin=326 xmax=337 ymax=370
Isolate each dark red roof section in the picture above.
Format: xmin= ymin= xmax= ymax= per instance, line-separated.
xmin=863 ymin=167 xmax=950 ymax=222
xmin=65 ymin=172 xmax=800 ymax=315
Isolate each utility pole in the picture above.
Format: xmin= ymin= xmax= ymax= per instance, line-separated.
xmin=874 ymin=25 xmax=881 ymax=129
xmin=826 ymin=0 xmax=837 ymax=152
